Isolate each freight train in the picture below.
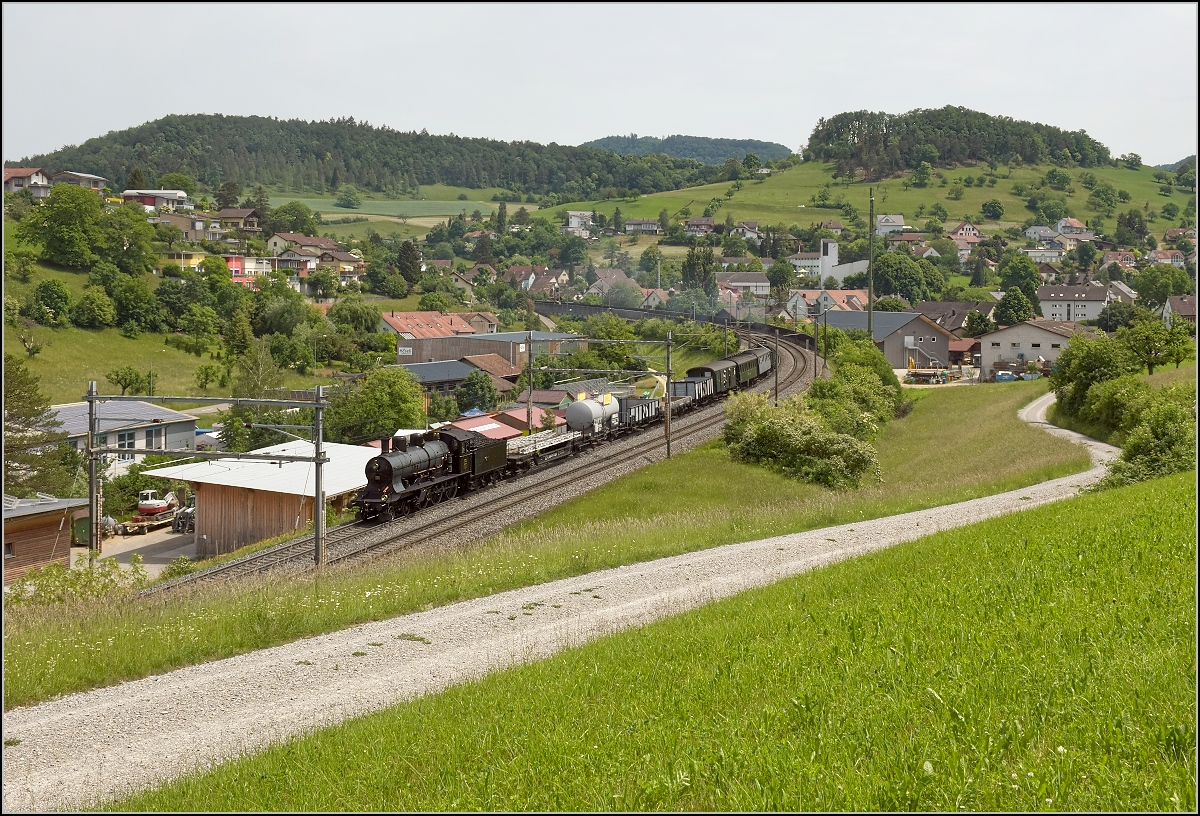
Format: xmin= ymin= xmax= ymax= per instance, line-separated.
xmin=350 ymin=344 xmax=774 ymax=522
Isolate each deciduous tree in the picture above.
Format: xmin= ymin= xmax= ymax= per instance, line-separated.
xmin=15 ymin=183 xmax=103 ymax=268
xmin=455 ymin=370 xmax=501 ymax=412
xmin=326 ymin=367 xmax=425 ymax=443
xmin=106 ymin=365 xmax=146 ymax=395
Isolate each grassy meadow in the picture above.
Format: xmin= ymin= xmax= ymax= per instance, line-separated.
xmin=105 ymin=471 xmax=1196 ymax=812
xmin=544 ymin=159 xmax=1190 ymax=238
xmin=2 ymin=380 xmax=1093 ymax=709
xmin=269 ymin=194 xmax=497 ymax=219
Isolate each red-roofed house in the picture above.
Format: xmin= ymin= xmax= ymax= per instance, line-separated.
xmin=3 ymin=168 xmax=52 ymax=198
xmin=1101 ymin=250 xmax=1138 ymax=270
xmin=1144 ymin=249 xmax=1186 ymax=268
xmin=1055 ymin=217 xmax=1088 ymax=235
xmin=380 ymin=311 xmax=478 ymax=339
xmin=684 ymin=217 xmax=716 ymax=236
xmin=947 ymin=222 xmax=982 ymax=240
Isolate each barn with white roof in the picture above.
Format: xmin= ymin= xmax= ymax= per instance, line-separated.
xmin=141 ymin=440 xmax=377 ymax=557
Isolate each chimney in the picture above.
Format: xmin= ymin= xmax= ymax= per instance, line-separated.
xmin=380 ymin=437 xmax=391 ymax=455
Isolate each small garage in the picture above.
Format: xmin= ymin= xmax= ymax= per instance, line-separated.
xmin=142 ymin=440 xmax=377 ymax=558
xmin=3 ymin=495 xmax=88 ymax=584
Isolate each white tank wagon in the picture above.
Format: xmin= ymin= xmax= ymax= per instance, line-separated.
xmin=565 ymin=395 xmax=621 ymax=436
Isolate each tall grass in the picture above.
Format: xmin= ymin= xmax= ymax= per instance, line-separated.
xmin=3 ymin=381 xmax=1091 ymax=709
xmin=106 ymin=471 xmax=1197 ymax=812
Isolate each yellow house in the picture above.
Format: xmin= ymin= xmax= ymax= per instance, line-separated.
xmin=159 ymin=250 xmax=208 ymax=273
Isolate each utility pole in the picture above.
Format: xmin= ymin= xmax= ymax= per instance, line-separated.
xmin=867 ymin=187 xmax=875 ymax=337
xmin=774 ymin=329 xmax=779 ymax=404
xmin=665 ymin=331 xmax=672 ymax=459
xmin=87 ymin=381 xmax=100 ymax=557
xmin=314 ymin=386 xmax=326 ymax=567
xmin=656 ymin=257 xmax=661 ymax=290
xmin=526 ymin=330 xmax=534 ymax=434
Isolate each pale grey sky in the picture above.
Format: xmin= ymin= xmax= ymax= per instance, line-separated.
xmin=3 ymin=2 xmax=1197 ymax=166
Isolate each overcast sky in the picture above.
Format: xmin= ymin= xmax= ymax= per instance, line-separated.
xmin=3 ymin=3 xmax=1197 ymax=166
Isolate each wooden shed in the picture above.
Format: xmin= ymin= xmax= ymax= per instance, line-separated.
xmin=3 ymin=495 xmax=88 ymax=584
xmin=142 ymin=441 xmax=377 ymax=558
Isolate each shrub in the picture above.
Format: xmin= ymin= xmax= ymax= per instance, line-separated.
xmin=4 ymin=552 xmax=148 ymax=607
xmin=159 ymin=555 xmax=198 ymax=581
xmin=1095 ymin=400 xmax=1197 ymax=489
xmin=722 ymin=392 xmax=881 ymax=489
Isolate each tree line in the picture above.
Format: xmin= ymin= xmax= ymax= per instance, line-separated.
xmin=580 ymin=134 xmax=793 ymax=165
xmin=9 ymin=114 xmax=727 ymax=199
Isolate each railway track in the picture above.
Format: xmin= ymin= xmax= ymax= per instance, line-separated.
xmin=136 ymin=332 xmax=813 ymax=596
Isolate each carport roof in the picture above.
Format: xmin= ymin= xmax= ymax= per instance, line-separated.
xmin=141 ymin=440 xmax=376 ymax=498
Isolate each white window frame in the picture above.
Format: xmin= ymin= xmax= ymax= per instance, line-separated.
xmin=117 ymin=430 xmax=136 ymax=461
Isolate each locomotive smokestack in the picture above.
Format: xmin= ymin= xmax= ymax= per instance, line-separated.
xmin=381 ymin=436 xmax=391 ymax=454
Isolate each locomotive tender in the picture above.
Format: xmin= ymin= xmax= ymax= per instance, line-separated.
xmin=351 ymin=343 xmax=776 ymax=522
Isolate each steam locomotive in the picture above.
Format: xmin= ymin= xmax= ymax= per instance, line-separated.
xmin=350 ymin=344 xmax=774 ymax=522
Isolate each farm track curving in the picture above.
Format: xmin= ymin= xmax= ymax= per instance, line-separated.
xmin=136 ymin=332 xmax=813 ymax=596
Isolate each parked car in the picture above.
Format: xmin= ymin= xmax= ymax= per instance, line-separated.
xmin=994 ymin=371 xmax=1018 ymax=382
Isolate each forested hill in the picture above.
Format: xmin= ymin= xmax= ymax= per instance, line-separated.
xmin=1155 ymin=155 xmax=1196 ymax=172
xmin=579 ymin=134 xmax=793 ymax=165
xmin=805 ymin=106 xmax=1113 ymax=180
xmin=6 ymin=114 xmax=724 ymax=199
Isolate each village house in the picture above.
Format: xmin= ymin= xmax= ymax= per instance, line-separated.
xmin=267 ymin=232 xmax=339 ymax=255
xmin=911 ymin=301 xmax=997 ymax=337
xmin=980 ymin=320 xmax=1087 ymax=379
xmin=51 ymin=400 xmax=198 ymax=477
xmin=684 ymin=216 xmax=716 ymax=237
xmin=785 ymin=288 xmax=868 ymax=320
xmin=715 ymin=270 xmax=770 ymax=296
xmin=380 ymin=311 xmax=478 ymax=343
xmin=216 ymin=207 xmax=262 ymax=232
xmin=1036 ymin=284 xmax=1111 ymax=322
xmin=1024 ymin=225 xmax=1058 ymax=243
xmin=819 ymin=310 xmax=955 ymax=369
xmin=50 ymin=170 xmax=108 ymax=194
xmin=1108 ymin=280 xmax=1138 ymax=303
xmin=1163 ymin=295 xmax=1196 ymax=329
xmin=1144 ymin=248 xmax=1187 ymax=268
xmin=3 ymin=167 xmax=52 ymax=198
xmin=159 ymin=249 xmax=209 ymax=273
xmin=641 ymin=288 xmax=671 ymax=309
xmin=818 ymin=220 xmax=844 ymax=235
xmin=1021 ymin=246 xmax=1066 ymax=264
xmin=1055 ymin=217 xmax=1089 ymax=235
xmin=221 ymin=255 xmax=275 ymax=288
xmin=463 ymin=311 xmax=500 ymax=334
xmin=913 ymin=245 xmax=940 ymax=261
xmin=317 ymin=250 xmax=366 ymax=285
xmin=152 ymin=211 xmax=227 ymax=242
xmin=1101 ymin=250 xmax=1138 ymax=270
xmin=947 ymin=222 xmax=983 ymax=240
xmin=874 ymin=214 xmax=907 ymax=236
xmin=624 ymin=219 xmax=662 ymax=235
xmin=886 ymin=232 xmax=926 ymax=251
xmin=730 ymin=221 xmax=764 ymax=244
xmin=125 ymin=189 xmax=194 ymax=212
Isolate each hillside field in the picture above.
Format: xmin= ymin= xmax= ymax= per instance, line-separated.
xmin=106 ymin=471 xmax=1196 ymax=811
xmin=541 ymin=159 xmax=1190 ymax=237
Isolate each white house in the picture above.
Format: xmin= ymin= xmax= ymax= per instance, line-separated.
xmin=1021 ymin=247 xmax=1067 ymax=264
xmin=875 ymin=214 xmax=907 ymax=236
xmin=715 ymin=271 xmax=770 ymax=296
xmin=51 ymin=170 xmax=108 ymax=193
xmin=1024 ymin=225 xmax=1057 ymax=243
xmin=624 ymin=219 xmax=661 ymax=235
xmin=123 ymin=189 xmax=194 ymax=212
xmin=1055 ymin=217 xmax=1089 ymax=235
xmin=979 ymin=320 xmax=1085 ymax=379
xmin=1036 ymin=284 xmax=1111 ymax=322
xmin=731 ymin=221 xmax=764 ymax=244
xmin=3 ymin=168 xmax=52 ymax=198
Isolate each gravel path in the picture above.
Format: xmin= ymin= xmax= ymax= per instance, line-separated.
xmin=1 ymin=391 xmax=1119 ymax=812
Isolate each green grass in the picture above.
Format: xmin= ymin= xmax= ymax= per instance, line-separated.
xmin=2 ymin=324 xmax=334 ymax=406
xmin=2 ymin=380 xmax=1092 ymax=710
xmin=548 ymin=160 xmax=1191 ymax=238
xmin=104 ymin=471 xmax=1197 ymax=812
xmin=1143 ymin=358 xmax=1197 ymax=388
xmin=315 ymin=217 xmax=428 ymax=243
xmin=269 ymin=195 xmax=496 ymax=219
